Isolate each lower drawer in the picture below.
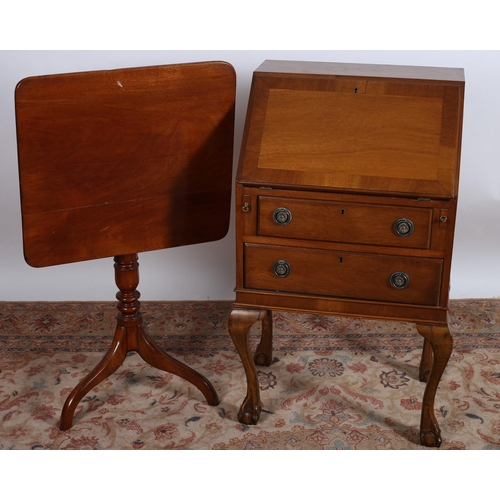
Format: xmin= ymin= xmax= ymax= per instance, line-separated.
xmin=244 ymin=244 xmax=443 ymax=306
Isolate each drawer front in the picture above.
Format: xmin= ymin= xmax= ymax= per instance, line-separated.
xmin=258 ymin=196 xmax=433 ymax=249
xmin=244 ymin=244 xmax=443 ymax=306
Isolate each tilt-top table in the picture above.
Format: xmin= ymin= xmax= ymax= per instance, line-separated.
xmin=15 ymin=61 xmax=236 ymax=430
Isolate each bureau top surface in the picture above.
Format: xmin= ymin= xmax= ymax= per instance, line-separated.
xmin=256 ymin=60 xmax=465 ymax=83
xmin=238 ymin=60 xmax=465 ymax=199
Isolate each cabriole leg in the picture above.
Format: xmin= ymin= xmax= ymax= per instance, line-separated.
xmin=254 ymin=310 xmax=273 ymax=366
xmin=416 ymin=323 xmax=453 ymax=447
xmin=419 ymin=338 xmax=433 ymax=382
xmin=228 ymin=308 xmax=270 ymax=425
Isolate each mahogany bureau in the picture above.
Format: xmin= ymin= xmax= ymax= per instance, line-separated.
xmin=228 ymin=60 xmax=465 ymax=447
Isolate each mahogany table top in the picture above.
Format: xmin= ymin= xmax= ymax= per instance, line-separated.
xmin=15 ymin=61 xmax=236 ymax=267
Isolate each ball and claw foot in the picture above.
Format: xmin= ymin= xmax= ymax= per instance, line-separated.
xmin=420 ymin=429 xmax=442 ymax=448
xmin=254 ymin=352 xmax=271 ymax=366
xmin=237 ymin=396 xmax=262 ymax=425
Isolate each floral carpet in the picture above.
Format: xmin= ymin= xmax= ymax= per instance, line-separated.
xmin=0 ymin=300 xmax=499 ymax=450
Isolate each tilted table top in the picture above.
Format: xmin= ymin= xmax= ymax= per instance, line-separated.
xmin=15 ymin=61 xmax=236 ymax=267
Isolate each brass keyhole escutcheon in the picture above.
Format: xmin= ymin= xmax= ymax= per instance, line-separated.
xmin=242 ymin=202 xmax=250 ymax=213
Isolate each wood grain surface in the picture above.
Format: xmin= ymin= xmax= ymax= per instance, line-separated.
xmin=16 ymin=61 xmax=236 ymax=267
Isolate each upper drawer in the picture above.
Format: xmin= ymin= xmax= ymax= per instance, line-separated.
xmin=258 ymin=196 xmax=433 ymax=249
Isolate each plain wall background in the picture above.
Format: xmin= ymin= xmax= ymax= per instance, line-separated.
xmin=1 ymin=49 xmax=499 ymax=301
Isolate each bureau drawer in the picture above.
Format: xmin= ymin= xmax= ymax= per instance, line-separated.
xmin=258 ymin=196 xmax=433 ymax=249
xmin=244 ymin=244 xmax=443 ymax=306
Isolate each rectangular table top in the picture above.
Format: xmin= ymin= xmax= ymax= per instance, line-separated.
xmin=16 ymin=61 xmax=236 ymax=267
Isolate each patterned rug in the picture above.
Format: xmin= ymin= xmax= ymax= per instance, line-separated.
xmin=1 ymin=300 xmax=499 ymax=450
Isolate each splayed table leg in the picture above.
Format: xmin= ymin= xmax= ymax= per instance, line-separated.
xmin=60 ymin=254 xmax=219 ymax=430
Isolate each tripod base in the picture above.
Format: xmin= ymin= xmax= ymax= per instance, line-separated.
xmin=59 ymin=254 xmax=219 ymax=431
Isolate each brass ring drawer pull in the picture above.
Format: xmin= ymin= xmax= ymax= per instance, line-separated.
xmin=273 ymin=207 xmax=293 ymax=226
xmin=393 ymin=218 xmax=414 ymax=237
xmin=273 ymin=260 xmax=292 ymax=278
xmin=390 ymin=271 xmax=410 ymax=289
